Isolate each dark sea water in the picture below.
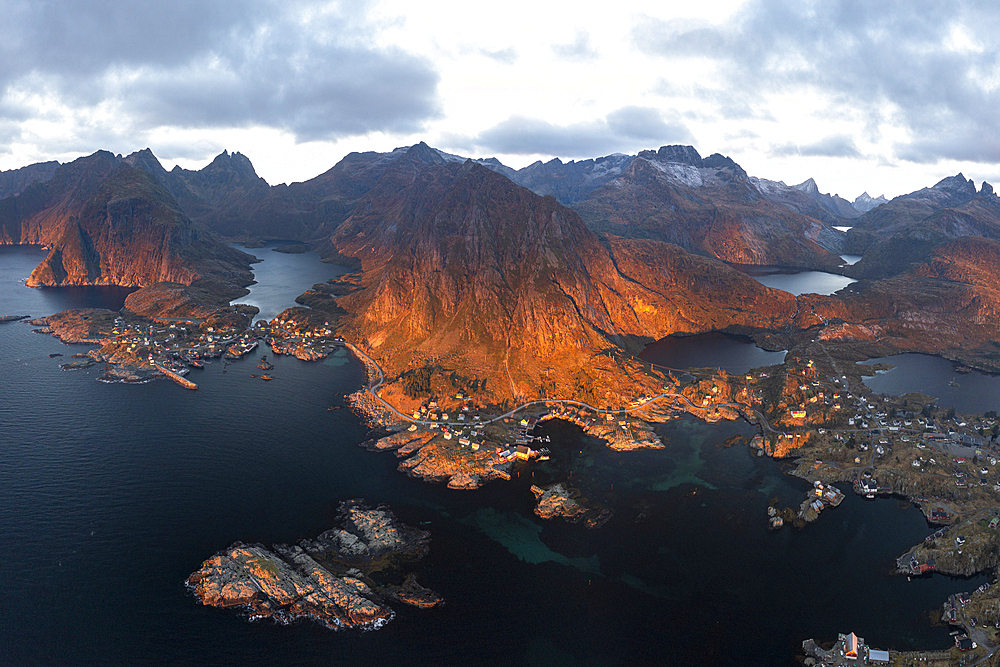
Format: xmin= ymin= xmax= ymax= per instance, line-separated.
xmin=735 ymin=266 xmax=856 ymax=296
xmin=862 ymin=354 xmax=1000 ymax=414
xmin=0 ymin=246 xmax=981 ymax=666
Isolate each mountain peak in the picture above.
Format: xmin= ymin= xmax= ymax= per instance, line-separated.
xmin=637 ymin=145 xmax=702 ymax=168
xmin=701 ymin=153 xmax=747 ymax=179
xmin=404 ymin=141 xmax=448 ymax=165
xmin=792 ymin=177 xmax=819 ymax=195
xmin=933 ymin=173 xmax=975 ymax=193
xmin=122 ymin=148 xmax=167 ymax=175
xmin=205 ymin=150 xmax=260 ymax=179
xmin=853 ymin=191 xmax=888 ymax=213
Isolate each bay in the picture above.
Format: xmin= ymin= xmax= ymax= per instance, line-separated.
xmin=0 ymin=245 xmax=974 ymax=666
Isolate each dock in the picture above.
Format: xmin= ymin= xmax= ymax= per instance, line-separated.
xmin=154 ymin=363 xmax=198 ymax=390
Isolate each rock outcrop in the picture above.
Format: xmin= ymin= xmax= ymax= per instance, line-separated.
xmin=186 ymin=501 xmax=440 ymax=630
xmin=530 ymin=483 xmax=612 ymax=528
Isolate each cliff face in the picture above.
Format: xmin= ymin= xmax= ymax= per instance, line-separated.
xmin=0 ymin=151 xmax=122 ymax=245
xmin=4 ymin=156 xmax=254 ymax=295
xmin=0 ymin=161 xmax=59 ymax=200
xmin=328 ymin=153 xmax=797 ymax=397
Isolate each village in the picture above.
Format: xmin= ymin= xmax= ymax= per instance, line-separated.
xmin=38 ymin=297 xmax=1000 ymax=664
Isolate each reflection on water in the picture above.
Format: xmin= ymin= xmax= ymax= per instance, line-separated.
xmin=862 ymin=354 xmax=1000 ymax=414
xmin=231 ymin=243 xmax=351 ymax=321
xmin=735 ymin=265 xmax=856 ymax=295
xmin=640 ymin=331 xmax=786 ymax=373
xmin=0 ymin=245 xmax=137 ymax=314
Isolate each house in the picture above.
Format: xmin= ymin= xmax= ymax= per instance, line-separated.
xmin=515 ymin=445 xmax=531 ymax=460
xmin=868 ymin=649 xmax=890 ymax=663
xmin=790 ymin=409 xmax=807 ymax=419
xmin=845 ymin=632 xmax=860 ymax=658
xmin=956 ymin=635 xmax=974 ymax=651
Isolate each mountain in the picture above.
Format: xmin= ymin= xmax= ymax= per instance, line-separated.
xmin=0 ymin=161 xmax=59 ymax=199
xmin=567 ymin=149 xmax=846 ymax=269
xmin=0 ymin=151 xmax=254 ymax=295
xmin=36 ymin=144 xmax=860 ymax=275
xmin=322 ymin=150 xmax=797 ymax=399
xmin=844 ymin=175 xmax=1000 ymax=278
xmin=790 ymin=178 xmax=862 ymax=219
xmin=853 ymin=192 xmax=887 ymax=213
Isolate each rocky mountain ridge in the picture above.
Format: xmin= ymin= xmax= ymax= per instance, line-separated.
xmin=844 ymin=174 xmax=1000 ymax=279
xmin=0 ymin=160 xmax=59 ymax=199
xmin=0 ymin=151 xmax=254 ymax=295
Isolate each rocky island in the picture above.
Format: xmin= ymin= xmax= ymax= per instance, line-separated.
xmin=186 ymin=500 xmax=441 ymax=630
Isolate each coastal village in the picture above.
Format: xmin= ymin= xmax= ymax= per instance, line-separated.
xmin=17 ymin=279 xmax=1000 ymax=666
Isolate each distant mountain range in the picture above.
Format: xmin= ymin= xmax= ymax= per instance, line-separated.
xmin=4 ymin=142 xmax=1000 ymax=396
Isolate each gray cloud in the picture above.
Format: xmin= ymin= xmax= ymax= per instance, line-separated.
xmin=634 ymin=0 xmax=1000 ymax=164
xmin=0 ymin=0 xmax=440 ymax=142
xmin=552 ymin=31 xmax=597 ymax=61
xmin=772 ymin=134 xmax=862 ymax=158
xmin=896 ymin=127 xmax=1000 ymax=164
xmin=451 ymin=106 xmax=694 ymax=157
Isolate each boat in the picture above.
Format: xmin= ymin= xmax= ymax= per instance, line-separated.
xmin=260 ymin=375 xmax=274 ymax=381
xmin=949 ymin=377 xmax=960 ymax=387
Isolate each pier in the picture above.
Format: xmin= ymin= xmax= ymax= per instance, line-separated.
xmin=154 ymin=363 xmax=198 ymax=390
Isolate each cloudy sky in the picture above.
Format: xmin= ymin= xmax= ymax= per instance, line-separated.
xmin=1 ymin=0 xmax=998 ymax=199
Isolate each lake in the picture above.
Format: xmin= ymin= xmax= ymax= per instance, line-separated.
xmin=0 ymin=245 xmax=975 ymax=665
xmin=640 ymin=332 xmax=786 ymax=374
xmin=862 ymin=353 xmax=1000 ymax=415
xmin=735 ymin=266 xmax=856 ymax=296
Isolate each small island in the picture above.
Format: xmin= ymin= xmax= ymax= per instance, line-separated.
xmin=186 ymin=500 xmax=442 ymax=630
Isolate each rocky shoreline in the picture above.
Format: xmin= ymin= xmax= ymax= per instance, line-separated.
xmin=186 ymin=500 xmax=441 ymax=630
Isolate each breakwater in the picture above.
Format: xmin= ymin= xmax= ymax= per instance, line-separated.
xmin=153 ymin=363 xmax=198 ymax=389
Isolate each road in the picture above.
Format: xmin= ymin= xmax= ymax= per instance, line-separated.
xmin=344 ymin=342 xmax=765 ymax=430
